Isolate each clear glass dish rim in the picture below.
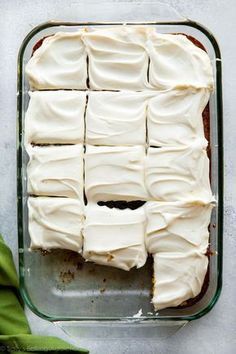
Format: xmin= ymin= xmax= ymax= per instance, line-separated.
xmin=17 ymin=19 xmax=223 ymax=323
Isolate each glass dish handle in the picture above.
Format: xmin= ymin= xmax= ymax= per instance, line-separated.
xmin=55 ymin=320 xmax=188 ymax=348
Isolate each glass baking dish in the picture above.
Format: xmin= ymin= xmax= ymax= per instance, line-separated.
xmin=17 ymin=1 xmax=223 ymax=341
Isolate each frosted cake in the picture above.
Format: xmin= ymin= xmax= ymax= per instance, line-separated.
xmin=25 ymin=26 xmax=214 ymax=310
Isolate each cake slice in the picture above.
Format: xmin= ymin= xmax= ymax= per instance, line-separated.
xmin=25 ymin=90 xmax=86 ymax=145
xmin=152 ymin=252 xmax=208 ymax=310
xmin=145 ymin=140 xmax=213 ymax=204
xmin=146 ymin=201 xmax=213 ymax=310
xmin=86 ymin=91 xmax=151 ymax=146
xmin=147 ymin=88 xmax=209 ymax=147
xmin=85 ymin=145 xmax=148 ymax=201
xmin=146 ymin=32 xmax=213 ymax=90
xmin=82 ymin=26 xmax=151 ymax=90
xmin=26 ymin=31 xmax=87 ymax=90
xmin=145 ymin=201 xmax=213 ymax=254
xmin=83 ymin=204 xmax=147 ymax=271
xmin=28 ymin=197 xmax=84 ymax=252
xmin=27 ymin=144 xmax=84 ymax=199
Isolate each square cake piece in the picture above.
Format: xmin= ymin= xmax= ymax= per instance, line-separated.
xmin=27 ymin=144 xmax=84 ymax=199
xmin=152 ymin=252 xmax=208 ymax=310
xmin=86 ymin=91 xmax=150 ymax=146
xmin=25 ymin=91 xmax=86 ymax=144
xmin=83 ymin=26 xmax=150 ymax=90
xmin=83 ymin=204 xmax=147 ymax=271
xmin=145 ymin=201 xmax=213 ymax=254
xmin=28 ymin=197 xmax=84 ymax=252
xmin=25 ymin=31 xmax=87 ymax=90
xmin=145 ymin=141 xmax=213 ymax=203
xmin=146 ymin=32 xmax=213 ymax=90
xmin=85 ymin=145 xmax=148 ymax=201
xmin=147 ymin=88 xmax=209 ymax=147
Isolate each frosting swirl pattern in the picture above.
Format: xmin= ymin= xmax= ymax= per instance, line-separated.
xmin=25 ymin=90 xmax=86 ymax=144
xmin=152 ymin=252 xmax=208 ymax=310
xmin=28 ymin=197 xmax=84 ymax=252
xmin=86 ymin=91 xmax=152 ymax=145
xmin=146 ymin=32 xmax=214 ymax=90
xmin=27 ymin=144 xmax=84 ymax=199
xmin=145 ymin=201 xmax=213 ymax=254
xmin=82 ymin=26 xmax=151 ymax=90
xmin=85 ymin=145 xmax=148 ymax=201
xmin=147 ymin=88 xmax=209 ymax=147
xmin=145 ymin=140 xmax=213 ymax=204
xmin=83 ymin=203 xmax=147 ymax=271
xmin=26 ymin=31 xmax=87 ymax=89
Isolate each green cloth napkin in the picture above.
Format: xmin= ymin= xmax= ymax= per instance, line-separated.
xmin=0 ymin=234 xmax=88 ymax=353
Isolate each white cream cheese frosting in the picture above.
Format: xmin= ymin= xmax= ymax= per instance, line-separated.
xmin=82 ymin=26 xmax=151 ymax=90
xmin=83 ymin=203 xmax=147 ymax=271
xmin=25 ymin=28 xmax=214 ymax=91
xmin=147 ymin=88 xmax=209 ymax=147
xmin=85 ymin=145 xmax=148 ymax=201
xmin=152 ymin=252 xmax=208 ymax=310
xmin=25 ymin=90 xmax=86 ymax=144
xmin=25 ymin=31 xmax=87 ymax=90
xmin=86 ymin=91 xmax=152 ymax=145
xmin=145 ymin=140 xmax=213 ymax=203
xmin=27 ymin=144 xmax=84 ymax=199
xmin=28 ymin=197 xmax=84 ymax=252
xmin=145 ymin=201 xmax=213 ymax=254
xmin=147 ymin=32 xmax=214 ymax=90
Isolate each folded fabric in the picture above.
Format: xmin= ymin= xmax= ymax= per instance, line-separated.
xmin=0 ymin=234 xmax=88 ymax=353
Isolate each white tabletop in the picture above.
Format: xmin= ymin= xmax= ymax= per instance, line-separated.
xmin=0 ymin=1 xmax=235 ymax=353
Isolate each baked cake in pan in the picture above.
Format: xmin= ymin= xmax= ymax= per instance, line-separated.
xmin=25 ymin=26 xmax=214 ymax=311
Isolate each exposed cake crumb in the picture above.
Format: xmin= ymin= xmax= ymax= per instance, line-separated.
xmin=59 ymin=270 xmax=75 ymax=284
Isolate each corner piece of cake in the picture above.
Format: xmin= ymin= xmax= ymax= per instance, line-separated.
xmin=152 ymin=252 xmax=208 ymax=310
xmin=83 ymin=203 xmax=147 ymax=271
xmin=25 ymin=31 xmax=87 ymax=90
xmin=146 ymin=32 xmax=214 ymax=90
xmin=28 ymin=197 xmax=84 ymax=252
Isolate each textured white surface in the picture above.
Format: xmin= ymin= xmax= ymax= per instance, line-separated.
xmin=0 ymin=0 xmax=236 ymax=353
